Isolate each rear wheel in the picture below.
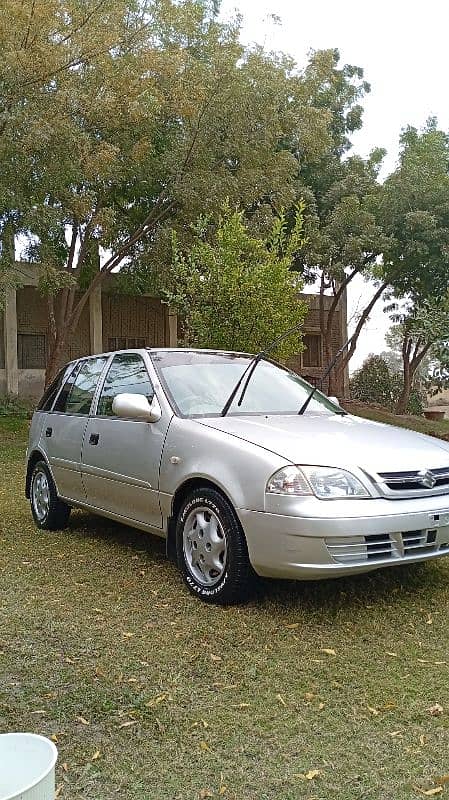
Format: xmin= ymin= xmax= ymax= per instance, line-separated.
xmin=176 ymin=487 xmax=253 ymax=604
xmin=30 ymin=461 xmax=71 ymax=530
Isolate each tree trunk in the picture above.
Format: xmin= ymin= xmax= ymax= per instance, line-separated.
xmin=45 ymin=333 xmax=68 ymax=387
xmin=324 ymin=280 xmax=388 ymax=399
xmin=395 ymin=339 xmax=432 ymax=414
xmin=395 ymin=369 xmax=412 ymax=414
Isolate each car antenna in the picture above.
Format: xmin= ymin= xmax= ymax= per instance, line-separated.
xmin=297 ymin=331 xmax=357 ymax=415
xmin=220 ymin=321 xmax=306 ymax=417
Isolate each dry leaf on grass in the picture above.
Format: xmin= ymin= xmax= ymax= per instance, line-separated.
xmin=321 ymin=648 xmax=336 ymax=656
xmin=428 ymin=704 xmax=444 ymax=716
xmin=92 ymin=750 xmax=101 ymax=761
xmin=118 ymin=720 xmax=137 ymax=728
xmin=295 ymin=769 xmax=321 ymax=781
xmin=415 ymin=787 xmax=443 ymax=796
xmin=276 ymin=694 xmax=286 ymax=706
xmin=75 ymin=716 xmax=89 ymax=725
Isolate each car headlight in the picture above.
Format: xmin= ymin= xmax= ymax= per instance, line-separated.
xmin=266 ymin=465 xmax=370 ymax=499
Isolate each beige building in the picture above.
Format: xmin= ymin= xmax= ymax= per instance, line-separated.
xmin=0 ymin=265 xmax=348 ymax=399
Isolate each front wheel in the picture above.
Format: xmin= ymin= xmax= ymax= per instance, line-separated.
xmin=30 ymin=460 xmax=71 ymax=530
xmin=176 ymin=487 xmax=254 ymax=604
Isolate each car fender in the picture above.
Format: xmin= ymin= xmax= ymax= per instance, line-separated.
xmin=159 ymin=416 xmax=288 ymax=514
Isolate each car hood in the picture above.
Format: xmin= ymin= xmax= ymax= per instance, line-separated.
xmin=197 ymin=413 xmax=449 ymax=474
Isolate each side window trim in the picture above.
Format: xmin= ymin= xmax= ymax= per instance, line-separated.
xmin=90 ymin=353 xmax=114 ymax=416
xmin=49 ymin=361 xmax=81 ymax=414
xmin=52 ymin=356 xmax=109 ymax=416
xmin=38 ymin=362 xmax=77 ymax=412
xmin=93 ymin=352 xmax=153 ymax=419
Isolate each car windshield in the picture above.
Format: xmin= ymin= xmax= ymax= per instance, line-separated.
xmin=151 ymin=351 xmax=341 ymax=418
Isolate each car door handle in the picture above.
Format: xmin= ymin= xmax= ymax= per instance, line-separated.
xmin=45 ymin=427 xmax=52 ymax=437
xmin=89 ymin=433 xmax=100 ymax=445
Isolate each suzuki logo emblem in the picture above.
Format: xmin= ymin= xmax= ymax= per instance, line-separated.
xmin=418 ymin=469 xmax=437 ymax=489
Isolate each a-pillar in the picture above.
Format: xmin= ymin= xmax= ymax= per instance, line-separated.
xmin=4 ymin=287 xmax=18 ymax=396
xmin=89 ymin=284 xmax=103 ymax=354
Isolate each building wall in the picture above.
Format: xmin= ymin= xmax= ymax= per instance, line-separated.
xmin=2 ymin=274 xmax=348 ymax=399
xmin=3 ymin=282 xmax=171 ymax=399
xmin=102 ymin=294 xmax=168 ymax=352
xmin=287 ymin=293 xmax=347 ymax=394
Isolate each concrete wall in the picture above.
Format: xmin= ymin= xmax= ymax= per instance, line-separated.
xmin=2 ymin=266 xmax=348 ymax=400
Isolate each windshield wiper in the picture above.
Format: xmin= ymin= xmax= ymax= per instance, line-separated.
xmin=297 ymin=332 xmax=357 ymax=415
xmin=220 ymin=322 xmax=307 ymax=417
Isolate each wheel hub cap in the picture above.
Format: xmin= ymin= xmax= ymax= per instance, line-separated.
xmin=32 ymin=470 xmax=50 ymax=521
xmin=183 ymin=506 xmax=227 ymax=586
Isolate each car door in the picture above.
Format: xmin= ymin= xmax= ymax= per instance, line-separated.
xmin=40 ymin=356 xmax=109 ymax=502
xmin=81 ymin=352 xmax=169 ymax=529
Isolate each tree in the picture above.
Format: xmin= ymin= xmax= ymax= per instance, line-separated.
xmin=350 ymin=355 xmax=397 ymax=409
xmin=3 ymin=0 xmax=335 ymax=386
xmin=162 ymin=204 xmax=308 ymax=357
xmin=289 ymin=49 xmax=390 ymax=396
xmin=350 ymin=352 xmax=425 ymax=415
xmin=386 ymin=298 xmax=449 ymax=414
xmin=380 ymin=120 xmax=449 ymax=303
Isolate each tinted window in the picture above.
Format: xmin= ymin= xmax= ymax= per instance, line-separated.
xmin=96 ymin=353 xmax=154 ymax=417
xmin=37 ymin=363 xmax=74 ymax=411
xmin=54 ymin=357 xmax=107 ymax=415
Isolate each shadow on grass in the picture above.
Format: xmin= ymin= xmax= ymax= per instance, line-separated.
xmin=63 ymin=507 xmax=448 ymax=617
xmin=67 ymin=508 xmax=166 ymax=560
xmin=255 ymin=559 xmax=447 ymax=615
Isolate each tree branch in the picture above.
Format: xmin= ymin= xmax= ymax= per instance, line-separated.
xmin=337 ymin=281 xmax=389 ymax=372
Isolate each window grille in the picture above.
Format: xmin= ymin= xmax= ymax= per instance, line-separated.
xmin=108 ymin=337 xmax=146 ymax=351
xmin=302 ymin=334 xmax=322 ymax=368
xmin=18 ymin=333 xmax=46 ymax=369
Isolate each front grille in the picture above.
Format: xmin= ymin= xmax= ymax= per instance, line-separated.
xmin=377 ymin=467 xmax=449 ymax=494
xmin=402 ymin=529 xmax=437 ymax=555
xmin=326 ymin=529 xmax=442 ymax=565
xmin=326 ymin=534 xmax=400 ymax=564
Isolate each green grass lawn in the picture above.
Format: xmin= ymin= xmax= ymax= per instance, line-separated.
xmin=2 ymin=416 xmax=449 ymax=799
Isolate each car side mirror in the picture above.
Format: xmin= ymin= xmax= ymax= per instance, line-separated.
xmin=328 ymin=396 xmax=340 ymax=407
xmin=112 ymin=393 xmax=162 ymax=422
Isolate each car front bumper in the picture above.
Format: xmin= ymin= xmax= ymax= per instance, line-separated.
xmin=237 ymin=494 xmax=449 ymax=579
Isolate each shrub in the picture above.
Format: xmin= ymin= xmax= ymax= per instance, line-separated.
xmin=350 ymin=355 xmax=425 ymax=415
xmin=0 ymin=395 xmax=34 ymax=418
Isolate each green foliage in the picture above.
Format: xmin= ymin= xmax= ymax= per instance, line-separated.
xmin=0 ymin=395 xmax=33 ymax=418
xmin=386 ymin=295 xmax=449 ymax=407
xmin=350 ymin=355 xmax=424 ymax=414
xmin=380 ymin=119 xmax=449 ymax=301
xmin=162 ymin=204 xmax=308 ymax=357
xmin=350 ymin=356 xmax=396 ymax=408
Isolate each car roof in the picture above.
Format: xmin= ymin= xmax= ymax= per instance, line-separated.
xmin=64 ymin=347 xmax=255 ymax=368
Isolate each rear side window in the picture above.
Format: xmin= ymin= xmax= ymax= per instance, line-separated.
xmin=96 ymin=353 xmax=154 ymax=417
xmin=54 ymin=357 xmax=107 ymax=415
xmin=36 ymin=364 xmax=74 ymax=411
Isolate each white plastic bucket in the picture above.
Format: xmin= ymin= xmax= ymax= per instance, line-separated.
xmin=0 ymin=733 xmax=58 ymax=800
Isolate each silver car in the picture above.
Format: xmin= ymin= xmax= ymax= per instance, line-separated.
xmin=26 ymin=348 xmax=449 ymax=603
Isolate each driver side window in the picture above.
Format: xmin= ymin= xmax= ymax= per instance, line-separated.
xmin=96 ymin=353 xmax=154 ymax=417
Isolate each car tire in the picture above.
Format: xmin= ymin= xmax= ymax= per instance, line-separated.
xmin=30 ymin=460 xmax=71 ymax=530
xmin=176 ymin=487 xmax=254 ymax=605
